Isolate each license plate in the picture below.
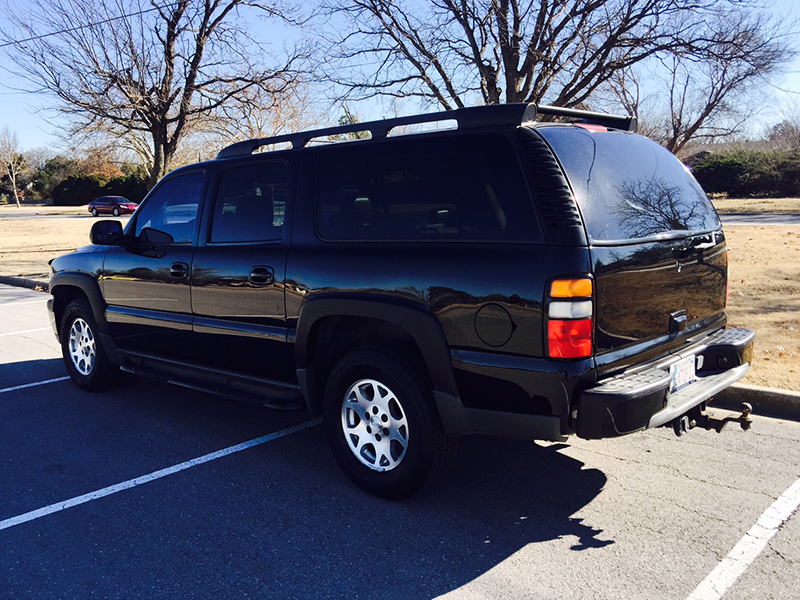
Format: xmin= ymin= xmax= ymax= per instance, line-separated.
xmin=670 ymin=355 xmax=696 ymax=393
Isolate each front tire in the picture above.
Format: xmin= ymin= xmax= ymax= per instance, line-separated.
xmin=323 ymin=347 xmax=457 ymax=499
xmin=60 ymin=298 xmax=119 ymax=391
xmin=112 ymin=207 xmax=120 ymax=216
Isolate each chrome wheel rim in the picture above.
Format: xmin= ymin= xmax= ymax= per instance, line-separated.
xmin=341 ymin=378 xmax=409 ymax=472
xmin=68 ymin=317 xmax=96 ymax=376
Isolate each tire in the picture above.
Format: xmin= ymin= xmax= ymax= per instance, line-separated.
xmin=112 ymin=207 xmax=120 ymax=216
xmin=60 ymin=298 xmax=120 ymax=391
xmin=323 ymin=346 xmax=458 ymax=499
xmin=91 ymin=208 xmax=98 ymax=217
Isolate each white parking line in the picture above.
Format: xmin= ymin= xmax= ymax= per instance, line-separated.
xmin=2 ymin=300 xmax=49 ymax=306
xmin=0 ymin=377 xmax=70 ymax=395
xmin=687 ymin=476 xmax=800 ymax=600
xmin=0 ymin=327 xmax=52 ymax=337
xmin=0 ymin=418 xmax=322 ymax=532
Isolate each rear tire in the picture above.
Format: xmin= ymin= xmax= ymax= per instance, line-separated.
xmin=323 ymin=346 xmax=457 ymax=499
xmin=91 ymin=208 xmax=98 ymax=217
xmin=60 ymin=298 xmax=120 ymax=391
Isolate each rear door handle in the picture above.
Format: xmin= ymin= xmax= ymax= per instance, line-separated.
xmin=249 ymin=265 xmax=275 ymax=285
xmin=170 ymin=262 xmax=188 ymax=279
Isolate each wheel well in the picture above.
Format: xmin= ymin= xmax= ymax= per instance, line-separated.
xmin=306 ymin=316 xmax=428 ymax=409
xmin=52 ymin=285 xmax=88 ymax=331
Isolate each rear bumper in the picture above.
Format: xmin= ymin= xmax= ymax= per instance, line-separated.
xmin=575 ymin=327 xmax=755 ymax=439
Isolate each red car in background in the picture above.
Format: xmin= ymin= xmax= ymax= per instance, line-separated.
xmin=88 ymin=196 xmax=139 ymax=217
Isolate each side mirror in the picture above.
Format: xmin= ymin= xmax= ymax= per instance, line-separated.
xmin=90 ymin=220 xmax=124 ymax=245
xmin=138 ymin=227 xmax=174 ymax=245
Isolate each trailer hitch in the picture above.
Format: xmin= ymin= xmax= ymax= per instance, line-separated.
xmin=672 ymin=403 xmax=753 ymax=436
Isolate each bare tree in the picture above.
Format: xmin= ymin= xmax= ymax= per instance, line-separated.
xmin=0 ymin=127 xmax=26 ymax=207
xmin=608 ymin=8 xmax=790 ymax=155
xmin=2 ymin=0 xmax=305 ymax=188
xmin=202 ymin=82 xmax=325 ymax=144
xmin=319 ymin=0 xmax=793 ymax=122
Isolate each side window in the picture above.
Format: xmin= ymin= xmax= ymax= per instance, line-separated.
xmin=134 ymin=172 xmax=204 ymax=243
xmin=209 ymin=162 xmax=289 ymax=243
xmin=315 ymin=134 xmax=541 ymax=242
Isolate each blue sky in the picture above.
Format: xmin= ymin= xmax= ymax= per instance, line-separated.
xmin=1 ymin=0 xmax=799 ymax=152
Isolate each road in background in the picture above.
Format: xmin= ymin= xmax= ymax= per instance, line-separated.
xmin=720 ymin=213 xmax=800 ymax=226
xmin=1 ymin=284 xmax=798 ymax=599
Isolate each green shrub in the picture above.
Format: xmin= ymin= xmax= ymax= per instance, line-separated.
xmin=51 ymin=172 xmax=150 ymax=205
xmin=692 ymin=148 xmax=800 ymax=197
xmin=103 ymin=173 xmax=148 ymax=203
xmin=51 ymin=174 xmax=105 ymax=206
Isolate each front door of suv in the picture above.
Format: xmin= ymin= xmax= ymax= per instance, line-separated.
xmin=101 ymin=170 xmax=205 ymax=360
xmin=190 ymin=160 xmax=294 ymax=382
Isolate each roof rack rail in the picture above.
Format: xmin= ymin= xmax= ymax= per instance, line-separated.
xmin=216 ymin=103 xmax=637 ymax=159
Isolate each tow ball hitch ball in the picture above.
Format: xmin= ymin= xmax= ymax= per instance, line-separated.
xmin=672 ymin=403 xmax=753 ymax=437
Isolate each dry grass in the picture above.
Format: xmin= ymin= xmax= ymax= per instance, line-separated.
xmin=725 ymin=226 xmax=800 ymax=390
xmin=0 ymin=213 xmax=104 ymax=279
xmin=1 ymin=205 xmax=798 ymax=391
xmin=712 ymin=197 xmax=800 ymax=214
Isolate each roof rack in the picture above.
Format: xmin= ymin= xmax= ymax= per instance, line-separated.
xmin=216 ymin=103 xmax=637 ymax=159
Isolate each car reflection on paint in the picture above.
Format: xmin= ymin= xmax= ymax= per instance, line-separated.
xmin=88 ymin=196 xmax=139 ymax=217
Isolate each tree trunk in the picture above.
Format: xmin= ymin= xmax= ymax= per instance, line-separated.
xmin=148 ymin=131 xmax=169 ymax=190
xmin=11 ymin=173 xmax=20 ymax=208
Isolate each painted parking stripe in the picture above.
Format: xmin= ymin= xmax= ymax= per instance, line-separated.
xmin=0 ymin=327 xmax=52 ymax=337
xmin=0 ymin=418 xmax=322 ymax=532
xmin=2 ymin=300 xmax=49 ymax=306
xmin=687 ymin=476 xmax=800 ymax=600
xmin=0 ymin=377 xmax=70 ymax=395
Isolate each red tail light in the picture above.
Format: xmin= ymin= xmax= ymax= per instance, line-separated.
xmin=547 ymin=277 xmax=593 ymax=359
xmin=548 ymin=319 xmax=593 ymax=358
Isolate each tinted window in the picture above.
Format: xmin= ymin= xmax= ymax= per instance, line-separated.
xmin=210 ymin=162 xmax=288 ymax=243
xmin=536 ymin=127 xmax=720 ymax=243
xmin=315 ymin=134 xmax=540 ymax=242
xmin=134 ymin=172 xmax=204 ymax=243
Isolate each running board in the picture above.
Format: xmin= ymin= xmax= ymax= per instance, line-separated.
xmin=119 ymin=351 xmax=305 ymax=411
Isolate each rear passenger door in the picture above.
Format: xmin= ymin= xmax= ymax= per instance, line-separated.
xmin=190 ymin=160 xmax=294 ymax=381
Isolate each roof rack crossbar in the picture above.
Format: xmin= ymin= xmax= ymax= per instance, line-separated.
xmin=216 ymin=103 xmax=636 ymax=159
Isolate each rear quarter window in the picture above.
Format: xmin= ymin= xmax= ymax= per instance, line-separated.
xmin=315 ymin=134 xmax=542 ymax=242
xmin=536 ymin=127 xmax=720 ymax=243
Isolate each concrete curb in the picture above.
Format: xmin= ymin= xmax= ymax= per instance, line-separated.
xmin=0 ymin=274 xmax=797 ymax=420
xmin=0 ymin=275 xmax=49 ymax=292
xmin=713 ymin=383 xmax=800 ymax=421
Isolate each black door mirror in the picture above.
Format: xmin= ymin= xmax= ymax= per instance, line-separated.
xmin=138 ymin=227 xmax=175 ymax=245
xmin=90 ymin=220 xmax=124 ymax=245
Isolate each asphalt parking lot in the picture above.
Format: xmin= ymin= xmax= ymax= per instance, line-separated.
xmin=1 ymin=283 xmax=799 ymax=600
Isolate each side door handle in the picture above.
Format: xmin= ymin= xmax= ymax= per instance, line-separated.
xmin=170 ymin=262 xmax=189 ymax=279
xmin=249 ymin=265 xmax=275 ymax=286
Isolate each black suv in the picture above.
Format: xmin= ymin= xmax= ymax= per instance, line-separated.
xmin=48 ymin=104 xmax=755 ymax=499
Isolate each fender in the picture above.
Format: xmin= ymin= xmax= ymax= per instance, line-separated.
xmin=50 ymin=271 xmax=122 ymax=364
xmin=294 ymin=295 xmax=461 ymax=412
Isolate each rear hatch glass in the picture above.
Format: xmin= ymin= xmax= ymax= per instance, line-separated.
xmin=536 ymin=126 xmax=720 ymax=243
xmin=535 ymin=126 xmax=726 ymax=366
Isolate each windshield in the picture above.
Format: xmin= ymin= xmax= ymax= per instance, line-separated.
xmin=536 ymin=126 xmax=720 ymax=243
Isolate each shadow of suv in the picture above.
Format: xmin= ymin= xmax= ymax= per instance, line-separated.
xmin=48 ymin=103 xmax=754 ymax=499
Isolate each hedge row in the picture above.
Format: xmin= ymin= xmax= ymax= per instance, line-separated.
xmin=52 ymin=174 xmax=149 ymax=206
xmin=691 ymin=148 xmax=800 ymax=197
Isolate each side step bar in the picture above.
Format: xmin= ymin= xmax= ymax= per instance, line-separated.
xmin=120 ymin=351 xmax=305 ymax=411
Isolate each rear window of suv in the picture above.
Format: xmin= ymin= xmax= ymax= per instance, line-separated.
xmin=536 ymin=126 xmax=720 ymax=243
